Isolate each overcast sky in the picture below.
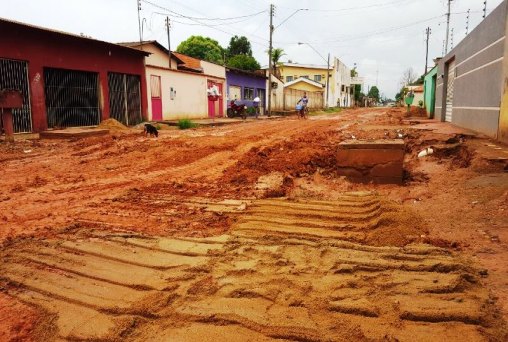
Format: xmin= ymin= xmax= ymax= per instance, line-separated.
xmin=2 ymin=0 xmax=504 ymax=98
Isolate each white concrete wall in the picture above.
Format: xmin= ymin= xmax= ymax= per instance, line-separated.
xmin=330 ymin=58 xmax=352 ymax=107
xmin=146 ymin=67 xmax=209 ymax=120
xmin=201 ymin=60 xmax=226 ymax=79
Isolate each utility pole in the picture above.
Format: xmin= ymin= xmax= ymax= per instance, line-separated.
xmin=451 ymin=28 xmax=454 ymax=50
xmin=445 ymin=0 xmax=453 ymax=55
xmin=267 ymin=4 xmax=274 ymax=116
xmin=137 ymin=0 xmax=143 ymax=50
xmin=166 ymin=16 xmax=171 ymax=69
xmin=483 ymin=1 xmax=487 ymax=18
xmin=442 ymin=40 xmax=445 ymax=56
xmin=326 ymin=53 xmax=330 ymax=108
xmin=466 ymin=9 xmax=470 ymax=36
xmin=425 ymin=27 xmax=431 ymax=74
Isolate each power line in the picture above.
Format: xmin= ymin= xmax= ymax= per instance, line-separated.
xmin=142 ymin=0 xmax=266 ymax=21
xmin=141 ymin=0 xmax=269 ymax=48
xmin=278 ymin=0 xmax=412 ymax=13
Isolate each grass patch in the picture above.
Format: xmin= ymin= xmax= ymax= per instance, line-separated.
xmin=308 ymin=107 xmax=342 ymax=116
xmin=177 ymin=119 xmax=198 ymax=130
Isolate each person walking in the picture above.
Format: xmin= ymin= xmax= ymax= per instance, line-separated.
xmin=297 ymin=92 xmax=309 ymax=119
xmin=253 ymin=96 xmax=261 ymax=119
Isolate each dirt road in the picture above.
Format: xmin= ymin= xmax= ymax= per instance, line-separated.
xmin=0 ymin=108 xmax=507 ymax=341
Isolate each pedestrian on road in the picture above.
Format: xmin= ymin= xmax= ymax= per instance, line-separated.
xmin=253 ymin=96 xmax=261 ymax=119
xmin=297 ymin=92 xmax=309 ymax=119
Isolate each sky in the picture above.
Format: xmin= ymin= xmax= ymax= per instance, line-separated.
xmin=2 ymin=0 xmax=504 ymax=98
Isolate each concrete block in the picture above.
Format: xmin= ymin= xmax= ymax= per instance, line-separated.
xmin=336 ymin=139 xmax=405 ymax=184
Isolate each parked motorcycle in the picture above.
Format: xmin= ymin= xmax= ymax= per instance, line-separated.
xmin=227 ymin=100 xmax=247 ymax=119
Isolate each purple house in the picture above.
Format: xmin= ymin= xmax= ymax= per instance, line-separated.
xmin=226 ymin=68 xmax=267 ymax=114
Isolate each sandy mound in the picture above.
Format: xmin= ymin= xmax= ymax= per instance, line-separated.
xmin=98 ymin=118 xmax=128 ymax=131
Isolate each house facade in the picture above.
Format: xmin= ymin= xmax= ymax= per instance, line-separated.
xmin=330 ymin=58 xmax=353 ymax=108
xmin=0 ymin=18 xmax=148 ymax=133
xmin=435 ymin=0 xmax=508 ymax=141
xmin=423 ymin=65 xmax=438 ymax=118
xmin=120 ymin=41 xmax=226 ymax=121
xmin=225 ymin=68 xmax=266 ymax=114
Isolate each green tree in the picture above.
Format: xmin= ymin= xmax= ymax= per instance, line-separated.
xmin=351 ymin=68 xmax=358 ymax=77
xmin=226 ymin=55 xmax=261 ymax=71
xmin=270 ymin=48 xmax=286 ymax=76
xmin=176 ymin=35 xmax=224 ymax=64
xmin=368 ymin=86 xmax=380 ymax=103
xmin=227 ymin=35 xmax=252 ymax=57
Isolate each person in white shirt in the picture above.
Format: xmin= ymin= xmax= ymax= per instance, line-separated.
xmin=253 ymin=96 xmax=261 ymax=119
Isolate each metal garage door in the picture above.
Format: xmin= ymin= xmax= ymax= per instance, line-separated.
xmin=445 ymin=59 xmax=455 ymax=123
xmin=108 ymin=73 xmax=142 ymax=126
xmin=0 ymin=58 xmax=32 ymax=133
xmin=44 ymin=68 xmax=100 ymax=128
xmin=229 ymin=86 xmax=241 ymax=101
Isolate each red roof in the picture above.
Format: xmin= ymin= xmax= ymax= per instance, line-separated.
xmin=171 ymin=52 xmax=203 ymax=72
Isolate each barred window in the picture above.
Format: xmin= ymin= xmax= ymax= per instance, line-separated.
xmin=243 ymin=87 xmax=254 ymax=100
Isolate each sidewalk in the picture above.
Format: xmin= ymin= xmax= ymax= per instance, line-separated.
xmin=159 ymin=115 xmax=283 ymax=127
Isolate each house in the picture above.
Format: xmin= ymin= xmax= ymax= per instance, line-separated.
xmin=0 ymin=17 xmax=148 ymax=133
xmin=119 ymin=41 xmax=226 ymax=121
xmin=406 ymin=85 xmax=424 ymax=107
xmin=330 ymin=58 xmax=354 ymax=108
xmin=435 ymin=0 xmax=508 ymax=142
xmin=277 ymin=60 xmax=358 ymax=108
xmin=423 ymin=64 xmax=439 ymax=118
xmin=278 ymin=63 xmax=330 ymax=85
xmin=225 ymin=68 xmax=267 ymax=115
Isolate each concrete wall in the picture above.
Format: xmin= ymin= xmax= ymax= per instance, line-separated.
xmin=146 ymin=66 xmax=209 ymax=120
xmin=436 ymin=0 xmax=507 ymax=138
xmin=270 ymin=75 xmax=285 ymax=111
xmin=0 ymin=19 xmax=148 ymax=132
xmin=145 ymin=46 xmax=226 ymax=120
xmin=499 ymin=6 xmax=508 ymax=143
xmin=330 ymin=58 xmax=352 ymax=108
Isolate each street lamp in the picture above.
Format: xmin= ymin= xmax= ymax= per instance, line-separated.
xmin=298 ymin=42 xmax=331 ymax=108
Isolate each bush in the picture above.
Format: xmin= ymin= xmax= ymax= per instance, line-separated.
xmin=246 ymin=107 xmax=257 ymax=115
xmin=177 ymin=119 xmax=198 ymax=130
xmin=418 ymin=100 xmax=424 ymax=108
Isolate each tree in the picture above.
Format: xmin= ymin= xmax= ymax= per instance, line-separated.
xmin=226 ymin=55 xmax=261 ymax=71
xmin=368 ymin=86 xmax=380 ymax=103
xmin=351 ymin=68 xmax=358 ymax=77
xmin=226 ymin=36 xmax=252 ymax=57
xmin=400 ymin=67 xmax=418 ymax=87
xmin=395 ymin=87 xmax=409 ymax=103
xmin=176 ymin=36 xmax=224 ymax=64
xmin=270 ymin=48 xmax=286 ymax=77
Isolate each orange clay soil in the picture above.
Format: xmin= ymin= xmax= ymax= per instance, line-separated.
xmin=0 ymin=108 xmax=506 ymax=341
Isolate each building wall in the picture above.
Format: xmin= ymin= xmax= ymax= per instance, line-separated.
xmin=202 ymin=61 xmax=226 ymax=79
xmin=270 ymin=75 xmax=285 ymax=111
xmin=0 ymin=20 xmax=148 ymax=133
xmin=278 ymin=65 xmax=329 ymax=84
xmin=435 ymin=0 xmax=507 ymax=138
xmin=146 ymin=66 xmax=210 ymax=120
xmin=225 ymin=70 xmax=266 ymax=108
xmin=285 ymin=82 xmax=324 ymax=93
xmin=424 ymin=66 xmax=438 ymax=118
xmin=499 ymin=7 xmax=508 ymax=143
xmin=145 ymin=46 xmax=226 ymax=120
xmin=330 ymin=58 xmax=352 ymax=107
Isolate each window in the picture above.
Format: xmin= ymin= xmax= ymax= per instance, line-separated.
xmin=243 ymin=87 xmax=254 ymax=100
xmin=286 ymin=76 xmax=293 ymax=82
xmin=302 ymin=75 xmax=309 ymax=79
xmin=294 ymin=75 xmax=298 ymax=80
xmin=314 ymin=75 xmax=322 ymax=83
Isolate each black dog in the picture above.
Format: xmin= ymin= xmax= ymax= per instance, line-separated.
xmin=144 ymin=123 xmax=159 ymax=137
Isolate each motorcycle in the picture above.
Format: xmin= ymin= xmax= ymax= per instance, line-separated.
xmin=227 ymin=100 xmax=247 ymax=119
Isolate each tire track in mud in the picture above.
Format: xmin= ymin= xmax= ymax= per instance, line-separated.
xmin=0 ymin=192 xmax=503 ymax=341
